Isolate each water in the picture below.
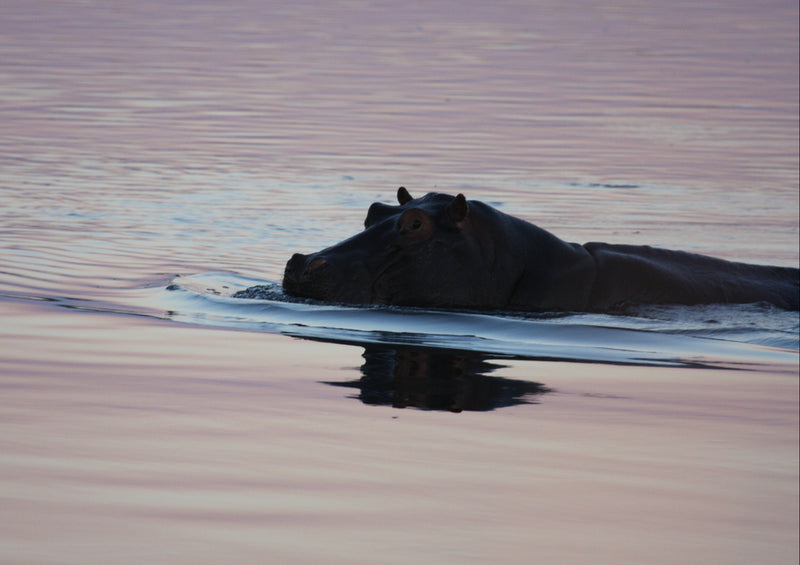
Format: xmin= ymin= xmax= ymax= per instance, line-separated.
xmin=156 ymin=272 xmax=798 ymax=364
xmin=1 ymin=1 xmax=798 ymax=564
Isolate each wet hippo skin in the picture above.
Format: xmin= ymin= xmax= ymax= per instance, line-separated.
xmin=283 ymin=187 xmax=800 ymax=312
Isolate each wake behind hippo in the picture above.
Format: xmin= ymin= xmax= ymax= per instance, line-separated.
xmin=283 ymin=187 xmax=799 ymax=312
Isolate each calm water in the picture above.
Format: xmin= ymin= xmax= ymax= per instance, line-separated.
xmin=1 ymin=1 xmax=798 ymax=564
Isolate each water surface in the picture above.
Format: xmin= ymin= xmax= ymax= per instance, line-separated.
xmin=1 ymin=1 xmax=798 ymax=564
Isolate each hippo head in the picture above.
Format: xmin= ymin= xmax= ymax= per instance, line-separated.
xmin=283 ymin=187 xmax=507 ymax=308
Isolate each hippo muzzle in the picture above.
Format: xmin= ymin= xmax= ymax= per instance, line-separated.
xmin=283 ymin=250 xmax=376 ymax=304
xmin=283 ymin=253 xmax=328 ymax=296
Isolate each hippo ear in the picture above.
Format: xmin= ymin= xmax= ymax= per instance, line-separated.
xmin=397 ymin=186 xmax=413 ymax=205
xmin=447 ymin=193 xmax=469 ymax=224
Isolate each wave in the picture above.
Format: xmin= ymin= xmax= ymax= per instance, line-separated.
xmin=151 ymin=272 xmax=799 ymax=369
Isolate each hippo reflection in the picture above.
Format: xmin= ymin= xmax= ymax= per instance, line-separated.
xmin=324 ymin=345 xmax=549 ymax=412
xmin=284 ymin=187 xmax=799 ymax=312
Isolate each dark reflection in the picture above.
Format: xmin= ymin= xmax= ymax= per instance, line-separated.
xmin=324 ymin=344 xmax=550 ymax=412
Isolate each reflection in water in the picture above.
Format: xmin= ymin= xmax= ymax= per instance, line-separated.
xmin=325 ymin=345 xmax=549 ymax=412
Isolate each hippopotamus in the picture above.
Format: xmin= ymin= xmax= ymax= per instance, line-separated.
xmin=283 ymin=187 xmax=800 ymax=312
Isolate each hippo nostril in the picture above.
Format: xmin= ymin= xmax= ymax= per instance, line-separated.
xmin=289 ymin=254 xmax=304 ymax=267
xmin=285 ymin=253 xmax=308 ymax=281
xmin=307 ymin=257 xmax=327 ymax=272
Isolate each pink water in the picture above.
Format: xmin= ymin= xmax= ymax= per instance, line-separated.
xmin=1 ymin=1 xmax=798 ymax=564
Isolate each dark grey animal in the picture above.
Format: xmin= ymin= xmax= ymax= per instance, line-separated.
xmin=283 ymin=187 xmax=799 ymax=312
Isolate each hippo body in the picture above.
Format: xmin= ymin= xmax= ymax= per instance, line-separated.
xmin=283 ymin=188 xmax=799 ymax=312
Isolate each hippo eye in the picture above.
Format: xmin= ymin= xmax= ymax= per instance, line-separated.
xmin=396 ymin=209 xmax=431 ymax=238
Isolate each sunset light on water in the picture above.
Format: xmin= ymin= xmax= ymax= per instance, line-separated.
xmin=1 ymin=1 xmax=798 ymax=564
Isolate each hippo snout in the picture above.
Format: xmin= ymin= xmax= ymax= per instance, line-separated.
xmin=283 ymin=250 xmax=376 ymax=304
xmin=283 ymin=253 xmax=306 ymax=283
xmin=283 ymin=252 xmax=333 ymax=297
xmin=284 ymin=253 xmax=326 ymax=281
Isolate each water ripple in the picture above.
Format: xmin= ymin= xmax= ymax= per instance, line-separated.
xmin=146 ymin=273 xmax=799 ymax=370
